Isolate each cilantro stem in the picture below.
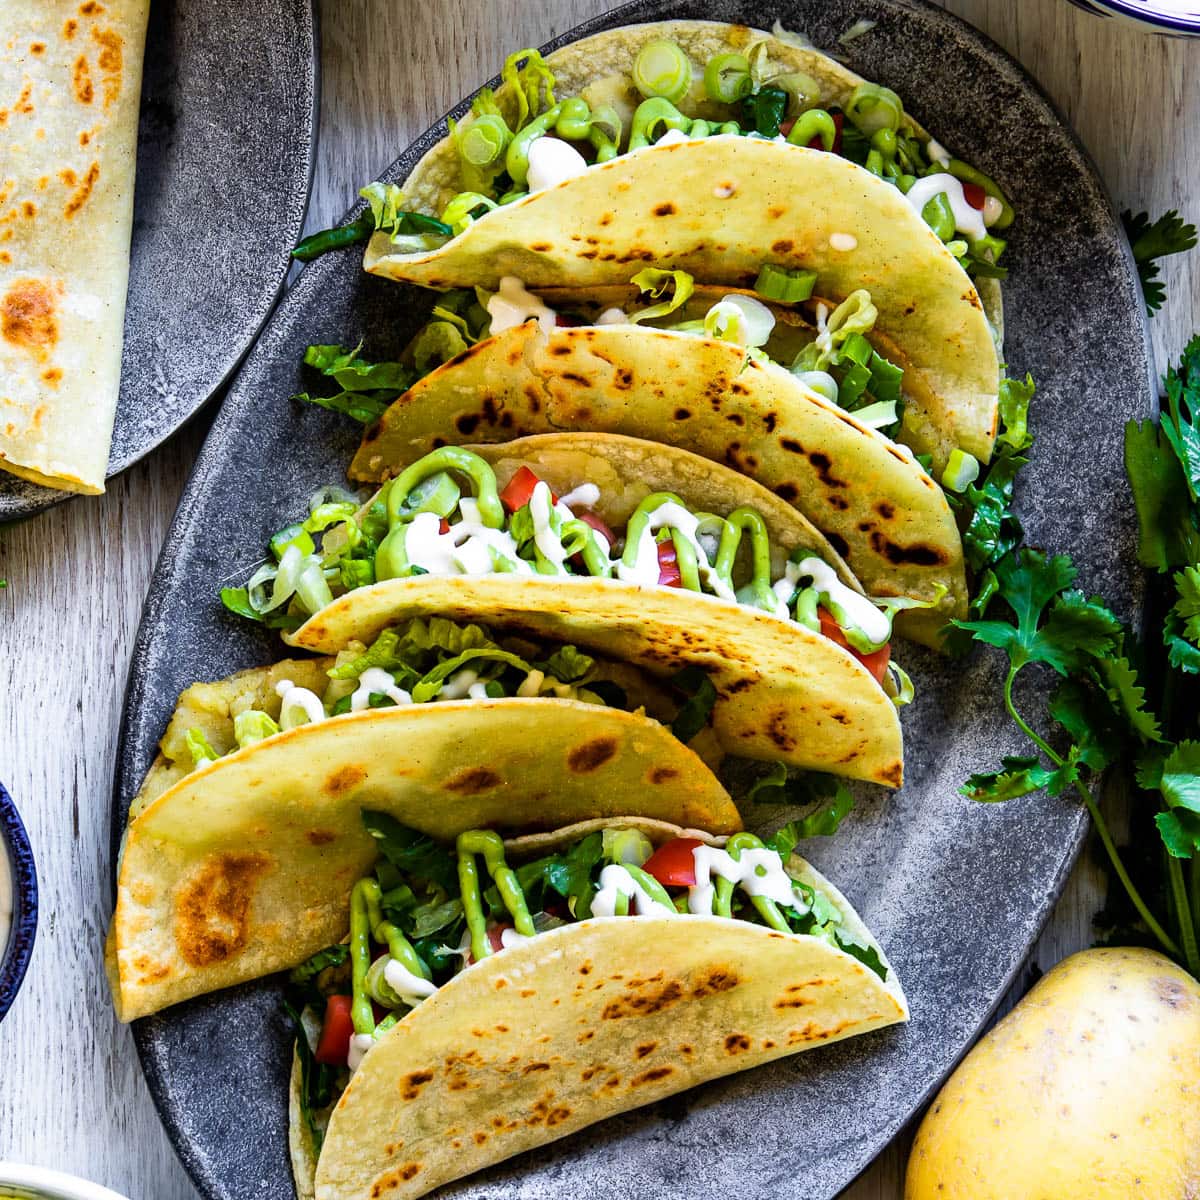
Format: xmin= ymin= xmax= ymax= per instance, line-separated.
xmin=1003 ymin=665 xmax=1180 ymax=958
xmin=1166 ymin=854 xmax=1200 ymax=977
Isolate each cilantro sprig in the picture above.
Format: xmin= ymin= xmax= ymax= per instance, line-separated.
xmin=956 ymin=333 xmax=1200 ymax=979
xmin=1123 ymin=209 xmax=1197 ymax=315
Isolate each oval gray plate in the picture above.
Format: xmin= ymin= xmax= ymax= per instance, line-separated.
xmin=112 ymin=2 xmax=1154 ymax=1197
xmin=0 ymin=0 xmax=318 ymax=520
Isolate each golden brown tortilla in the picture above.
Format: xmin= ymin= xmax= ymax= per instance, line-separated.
xmin=108 ymin=697 xmax=740 ymax=1023
xmin=305 ymin=818 xmax=907 ymax=1200
xmin=350 ymin=328 xmax=967 ymax=645
xmin=0 ymin=0 xmax=148 ymax=492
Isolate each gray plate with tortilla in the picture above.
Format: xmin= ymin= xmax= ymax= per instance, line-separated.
xmin=112 ymin=1 xmax=1153 ymax=1196
xmin=0 ymin=0 xmax=318 ymax=519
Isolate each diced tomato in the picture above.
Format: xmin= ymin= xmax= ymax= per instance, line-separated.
xmin=439 ymin=517 xmax=451 ymax=535
xmin=313 ymin=994 xmax=355 ymax=1065
xmin=817 ymin=607 xmax=891 ymax=684
xmin=555 ymin=313 xmax=582 ymax=327
xmin=499 ymin=466 xmax=555 ymax=513
xmin=657 ymin=539 xmax=682 ymax=587
xmin=487 ymin=923 xmax=509 ymax=953
xmin=962 ymin=181 xmax=987 ymax=211
xmin=809 ymin=111 xmax=844 ymax=155
xmin=780 ymin=117 xmax=796 ymax=137
xmin=643 ymin=837 xmax=705 ymax=887
xmin=577 ymin=510 xmax=615 ymax=548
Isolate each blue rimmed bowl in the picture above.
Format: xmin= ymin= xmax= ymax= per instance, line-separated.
xmin=1067 ymin=0 xmax=1200 ymax=34
xmin=0 ymin=781 xmax=37 ymax=1023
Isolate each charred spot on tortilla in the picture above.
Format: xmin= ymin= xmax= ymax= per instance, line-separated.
xmin=64 ymin=161 xmax=100 ymax=218
xmin=808 ymin=451 xmax=848 ymax=489
xmin=174 ymin=852 xmax=271 ymax=967
xmin=444 ymin=766 xmax=502 ymax=794
xmin=726 ymin=412 xmax=745 ymax=427
xmin=2 ymin=278 xmax=60 ymax=353
xmin=648 ymin=766 xmax=678 ymax=785
xmin=400 ymin=1070 xmax=434 ymax=1100
xmin=868 ymin=532 xmax=949 ymax=567
xmin=772 ymin=481 xmax=798 ymax=503
xmin=306 ymin=829 xmax=337 ymax=846
xmin=828 ymin=495 xmax=849 ymax=511
xmin=631 ymin=1065 xmax=674 ymax=1087
xmin=876 ymin=501 xmax=897 ymax=519
xmin=692 ymin=967 xmax=739 ymax=998
xmin=673 ymin=407 xmax=691 ymax=420
xmin=73 ymin=55 xmax=94 ymax=104
xmin=567 ymin=736 xmax=618 ymax=774
xmin=725 ymin=1033 xmax=752 ymax=1053
xmin=324 ymin=764 xmax=366 ymax=795
xmin=771 ymin=239 xmax=794 ymax=254
xmin=653 ymin=202 xmax=676 ymax=216
xmin=530 ymin=242 xmax=552 ymax=252
xmin=602 ymin=979 xmax=684 ymax=1020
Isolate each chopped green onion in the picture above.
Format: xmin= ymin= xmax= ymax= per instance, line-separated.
xmin=396 ymin=471 xmax=462 ymax=519
xmin=632 ymin=40 xmax=692 ymax=105
xmin=704 ymin=295 xmax=776 ymax=347
xmin=844 ymin=82 xmax=904 ymax=136
xmin=921 ymin=192 xmax=956 ymax=242
xmin=458 ymin=115 xmax=510 ymax=167
xmin=439 ymin=191 xmax=497 ymax=236
xmin=941 ymin=448 xmax=981 ymax=492
xmin=850 ymin=399 xmax=899 ymax=430
xmin=703 ymin=52 xmax=752 ymax=103
xmin=793 ymin=369 xmax=840 ymax=404
xmin=754 ymin=263 xmax=817 ymax=303
xmin=270 ymin=523 xmax=315 ymax=562
xmin=602 ymin=828 xmax=654 ymax=866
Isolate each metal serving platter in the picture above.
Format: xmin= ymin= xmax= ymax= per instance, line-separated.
xmin=0 ymin=0 xmax=319 ymax=519
xmin=113 ymin=1 xmax=1154 ymax=1196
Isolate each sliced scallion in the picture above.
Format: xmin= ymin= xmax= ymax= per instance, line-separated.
xmin=941 ymin=448 xmax=981 ymax=492
xmin=632 ymin=40 xmax=692 ymax=105
xmin=703 ymin=52 xmax=752 ymax=104
xmin=754 ymin=263 xmax=817 ymax=303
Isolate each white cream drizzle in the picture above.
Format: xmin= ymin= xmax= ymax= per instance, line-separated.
xmin=590 ymin=864 xmax=676 ymax=918
xmin=777 ymin=557 xmax=891 ymax=645
xmin=614 ymin=499 xmax=735 ymax=600
xmin=687 ymin=845 xmax=801 ymax=915
xmin=526 ymin=137 xmax=589 ymax=192
xmin=274 ymin=679 xmax=325 ymax=729
xmin=349 ymin=667 xmax=412 ymax=712
xmin=905 ymin=173 xmax=988 ymax=240
xmin=596 ymin=307 xmax=628 ymax=325
xmin=403 ymin=510 xmax=531 ymax=577
xmin=347 ymin=1032 xmax=376 ymax=1071
xmin=383 ymin=958 xmax=438 ymax=1006
xmin=500 ymin=927 xmax=534 ymax=949
xmin=486 ymin=276 xmax=557 ymax=335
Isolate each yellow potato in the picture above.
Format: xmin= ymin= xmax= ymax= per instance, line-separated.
xmin=906 ymin=947 xmax=1200 ymax=1199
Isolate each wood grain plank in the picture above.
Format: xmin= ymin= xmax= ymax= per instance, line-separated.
xmin=0 ymin=3 xmax=1192 ymax=1197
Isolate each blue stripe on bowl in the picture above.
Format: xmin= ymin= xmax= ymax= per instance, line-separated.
xmin=1070 ymin=0 xmax=1200 ymax=33
xmin=0 ymin=781 xmax=38 ymax=1023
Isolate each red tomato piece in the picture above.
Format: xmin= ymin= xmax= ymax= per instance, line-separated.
xmin=555 ymin=313 xmax=582 ymax=327
xmin=438 ymin=517 xmax=451 ymax=535
xmin=962 ymin=181 xmax=987 ymax=211
xmin=780 ymin=117 xmax=796 ymax=137
xmin=643 ymin=837 xmax=705 ymax=887
xmin=657 ymin=539 xmax=682 ymax=587
xmin=499 ymin=466 xmax=555 ymax=513
xmin=817 ymin=607 xmax=891 ymax=684
xmin=313 ymin=994 xmax=355 ymax=1065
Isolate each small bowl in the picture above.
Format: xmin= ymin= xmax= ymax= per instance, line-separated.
xmin=1067 ymin=0 xmax=1200 ymax=35
xmin=0 ymin=1165 xmax=131 ymax=1200
xmin=0 ymin=781 xmax=37 ymax=1023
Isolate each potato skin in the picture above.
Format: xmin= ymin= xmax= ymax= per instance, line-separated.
xmin=905 ymin=947 xmax=1200 ymax=1199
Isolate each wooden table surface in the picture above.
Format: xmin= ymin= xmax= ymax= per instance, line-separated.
xmin=0 ymin=1 xmax=1193 ymax=1196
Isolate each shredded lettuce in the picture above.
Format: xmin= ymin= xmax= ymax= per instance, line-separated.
xmin=234 ymin=710 xmax=281 ymax=750
xmin=628 ymin=269 xmax=695 ymax=324
xmin=185 ymin=728 xmax=219 ymax=768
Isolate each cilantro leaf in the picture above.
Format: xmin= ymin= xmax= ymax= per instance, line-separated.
xmin=1162 ymin=339 xmax=1200 ymax=499
xmin=1156 ymin=810 xmax=1200 ymax=858
xmin=1093 ymin=655 xmax=1163 ymax=743
xmin=1048 ymin=678 xmax=1121 ymax=771
xmin=1125 ymin=419 xmax=1200 ymax=569
xmin=961 ymin=755 xmax=1060 ymax=802
xmin=669 ymin=666 xmax=719 ymax=742
xmin=754 ymin=767 xmax=855 ymax=855
xmin=954 ymin=550 xmax=1122 ymax=673
xmin=1123 ymin=209 xmax=1197 ymax=314
xmin=361 ymin=811 xmax=458 ymax=893
xmin=1159 ymin=741 xmax=1200 ymax=813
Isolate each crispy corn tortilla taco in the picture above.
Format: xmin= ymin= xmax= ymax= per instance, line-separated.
xmin=108 ymin=628 xmax=743 ymax=1023
xmin=220 ymin=434 xmax=909 ymax=784
xmin=341 ymin=20 xmax=1006 ymax=465
xmin=1 ymin=0 xmax=149 ymax=492
xmin=346 ymin=312 xmax=968 ymax=645
xmin=285 ymin=816 xmax=907 ymax=1200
